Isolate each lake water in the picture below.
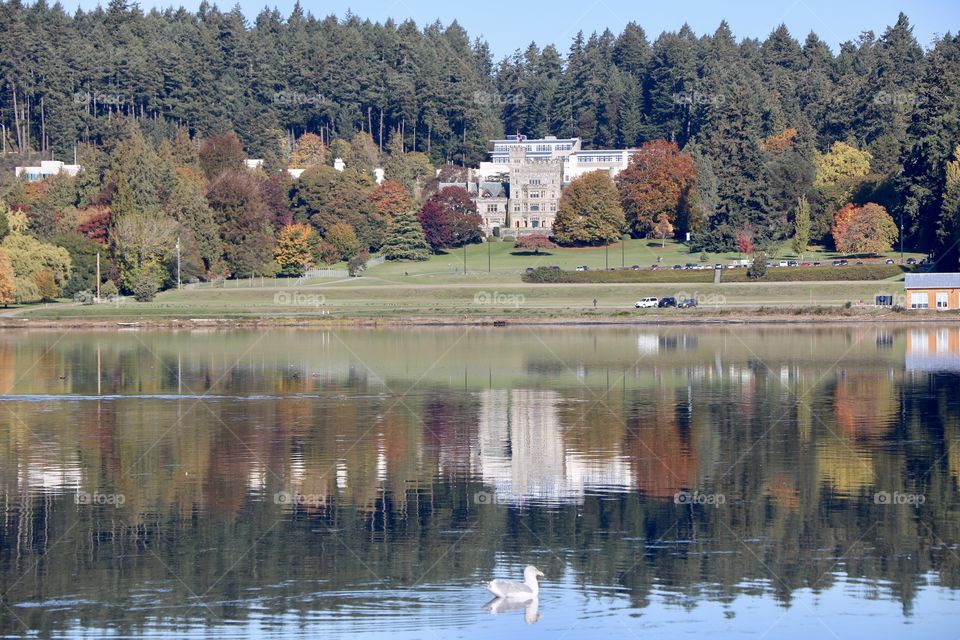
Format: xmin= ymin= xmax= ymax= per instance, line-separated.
xmin=0 ymin=326 xmax=958 ymax=639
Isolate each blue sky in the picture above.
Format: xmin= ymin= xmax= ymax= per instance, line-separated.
xmin=77 ymin=0 xmax=957 ymax=58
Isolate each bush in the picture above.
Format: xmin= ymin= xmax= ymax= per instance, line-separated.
xmin=63 ymin=272 xmax=90 ymax=298
xmin=73 ymin=290 xmax=95 ymax=305
xmin=347 ymin=251 xmax=369 ymax=277
xmin=131 ymin=270 xmax=160 ymax=302
xmin=100 ymin=279 xmax=119 ymax=300
xmin=747 ymin=252 xmax=767 ymax=280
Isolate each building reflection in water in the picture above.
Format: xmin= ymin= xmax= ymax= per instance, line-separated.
xmin=906 ymin=326 xmax=960 ymax=372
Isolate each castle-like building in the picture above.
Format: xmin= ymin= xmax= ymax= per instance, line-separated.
xmin=441 ymin=134 xmax=635 ymax=233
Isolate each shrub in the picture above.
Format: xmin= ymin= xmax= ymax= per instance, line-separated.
xmin=100 ymin=279 xmax=119 ymax=300
xmin=747 ymin=252 xmax=767 ymax=280
xmin=74 ymin=290 xmax=95 ymax=305
xmin=131 ymin=270 xmax=160 ymax=302
xmin=347 ymin=251 xmax=369 ymax=277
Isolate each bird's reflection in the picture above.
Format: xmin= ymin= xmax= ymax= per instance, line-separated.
xmin=483 ymin=596 xmax=542 ymax=624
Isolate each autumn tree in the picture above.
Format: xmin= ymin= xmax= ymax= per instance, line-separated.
xmin=553 ymin=172 xmax=626 ymax=246
xmin=290 ymin=133 xmax=327 ymax=168
xmin=814 ymin=142 xmax=873 ymax=205
xmin=417 ymin=187 xmax=483 ymax=251
xmin=735 ymin=229 xmax=754 ymax=257
xmin=206 ymin=171 xmax=275 ymax=276
xmin=616 ymin=140 xmax=697 ymax=237
xmin=0 ymin=249 xmax=14 ymax=306
xmin=653 ymin=214 xmax=675 ymax=247
xmin=199 ymin=132 xmax=246 ymax=181
xmin=369 ymin=180 xmax=413 ymax=220
xmin=33 ymin=270 xmax=59 ymax=302
xmin=513 ymin=233 xmax=557 ymax=255
xmin=832 ymin=203 xmax=899 ymax=254
xmin=275 ymin=223 xmax=319 ymax=276
xmin=325 ymin=223 xmax=361 ymax=260
xmin=380 ymin=210 xmax=431 ymax=261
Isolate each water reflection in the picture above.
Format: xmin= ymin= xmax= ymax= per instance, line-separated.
xmin=0 ymin=326 xmax=958 ymax=638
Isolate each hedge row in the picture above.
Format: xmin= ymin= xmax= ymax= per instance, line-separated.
xmin=521 ymin=264 xmax=910 ymax=284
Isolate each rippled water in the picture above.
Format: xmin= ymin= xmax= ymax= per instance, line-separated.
xmin=0 ymin=326 xmax=958 ymax=638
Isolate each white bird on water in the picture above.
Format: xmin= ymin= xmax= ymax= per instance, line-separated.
xmin=486 ymin=565 xmax=544 ymax=601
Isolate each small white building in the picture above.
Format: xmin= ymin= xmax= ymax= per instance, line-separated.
xmin=474 ymin=134 xmax=635 ymax=184
xmin=15 ymin=160 xmax=82 ymax=182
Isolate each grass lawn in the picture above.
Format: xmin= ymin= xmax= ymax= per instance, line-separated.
xmin=360 ymin=239 xmax=925 ymax=285
xmin=19 ymin=279 xmax=915 ymax=320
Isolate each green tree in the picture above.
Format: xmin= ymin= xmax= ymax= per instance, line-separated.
xmin=792 ymin=195 xmax=811 ymax=258
xmin=380 ymin=210 xmax=431 ymax=261
xmin=553 ymin=172 xmax=625 ymax=246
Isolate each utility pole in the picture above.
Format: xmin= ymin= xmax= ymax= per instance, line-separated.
xmin=95 ymin=251 xmax=100 ymax=301
xmin=176 ymin=237 xmax=181 ymax=289
xmin=463 ymin=242 xmax=467 ymax=275
xmin=605 ymin=243 xmax=609 ymax=270
xmin=488 ymin=239 xmax=491 ymax=273
xmin=900 ymin=215 xmax=905 ymax=265
xmin=621 ymin=236 xmax=625 ymax=268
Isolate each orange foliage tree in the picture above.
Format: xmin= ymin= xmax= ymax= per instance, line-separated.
xmin=831 ymin=203 xmax=898 ymax=254
xmin=0 ymin=250 xmax=14 ymax=306
xmin=369 ymin=180 xmax=413 ymax=220
xmin=616 ymin=140 xmax=697 ymax=237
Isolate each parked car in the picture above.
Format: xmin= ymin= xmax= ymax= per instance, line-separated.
xmin=813 ymin=261 xmax=822 ymax=266
xmin=672 ymin=264 xmax=683 ymax=270
xmin=631 ymin=265 xmax=641 ymax=271
xmin=658 ymin=297 xmax=677 ymax=308
xmin=635 ymin=297 xmax=659 ymax=309
xmin=678 ymin=298 xmax=698 ymax=309
xmin=525 ymin=267 xmax=535 ymax=274
xmin=575 ymin=265 xmax=588 ymax=272
xmin=907 ymin=257 xmax=917 ymax=265
xmin=885 ymin=258 xmax=895 ymax=264
xmin=684 ymin=263 xmax=698 ymax=270
xmin=650 ymin=264 xmax=660 ymax=270
xmin=714 ymin=263 xmax=723 ymax=270
xmin=787 ymin=260 xmax=799 ymax=267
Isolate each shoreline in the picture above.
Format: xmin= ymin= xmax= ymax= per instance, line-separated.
xmin=1 ymin=310 xmax=958 ymax=330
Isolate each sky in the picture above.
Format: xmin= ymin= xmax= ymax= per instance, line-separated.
xmin=71 ymin=0 xmax=958 ymax=58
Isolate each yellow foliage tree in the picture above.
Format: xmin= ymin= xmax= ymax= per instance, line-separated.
xmin=275 ymin=223 xmax=318 ymax=276
xmin=290 ymin=133 xmax=327 ymax=168
xmin=0 ymin=249 xmax=14 ymax=307
xmin=814 ymin=141 xmax=873 ymax=205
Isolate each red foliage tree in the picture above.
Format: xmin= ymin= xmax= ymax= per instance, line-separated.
xmin=76 ymin=206 xmax=111 ymax=243
xmin=513 ymin=234 xmax=557 ymax=254
xmin=735 ymin=228 xmax=755 ymax=256
xmin=616 ymin=140 xmax=697 ymax=237
xmin=417 ymin=187 xmax=483 ymax=251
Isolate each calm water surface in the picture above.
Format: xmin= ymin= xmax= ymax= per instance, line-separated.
xmin=0 ymin=326 xmax=958 ymax=638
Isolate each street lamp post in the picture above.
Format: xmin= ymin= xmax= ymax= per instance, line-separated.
xmin=488 ymin=239 xmax=491 ymax=273
xmin=621 ymin=234 xmax=626 ymax=268
xmin=605 ymin=243 xmax=609 ymax=270
xmin=463 ymin=242 xmax=467 ymax=275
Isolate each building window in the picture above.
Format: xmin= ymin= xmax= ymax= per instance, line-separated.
xmin=513 ymin=205 xmax=520 ymax=212
xmin=486 ymin=204 xmax=498 ymax=213
xmin=529 ymin=191 xmax=540 ymax=198
xmin=530 ymin=179 xmax=541 ymax=186
xmin=530 ymin=205 xmax=540 ymax=212
xmin=531 ymin=220 xmax=540 ymax=228
xmin=936 ymin=291 xmax=949 ymax=309
xmin=911 ymin=292 xmax=929 ymax=309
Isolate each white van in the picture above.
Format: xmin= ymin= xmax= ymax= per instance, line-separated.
xmin=635 ymin=297 xmax=659 ymax=309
